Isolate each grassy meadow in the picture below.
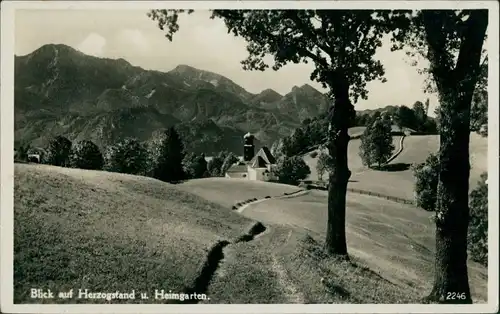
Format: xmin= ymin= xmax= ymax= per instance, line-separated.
xmin=303 ymin=132 xmax=488 ymax=201
xmin=238 ymin=190 xmax=487 ymax=303
xmin=14 ymin=164 xmax=254 ymax=303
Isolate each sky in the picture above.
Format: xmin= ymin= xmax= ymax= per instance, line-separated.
xmin=15 ymin=9 xmax=441 ymax=113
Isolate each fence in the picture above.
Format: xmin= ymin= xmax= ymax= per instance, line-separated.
xmin=346 ymin=187 xmax=416 ymax=206
xmin=303 ymin=183 xmax=416 ymax=206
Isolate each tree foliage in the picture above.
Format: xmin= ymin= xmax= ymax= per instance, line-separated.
xmin=104 ymin=137 xmax=149 ymax=175
xmin=206 ymin=151 xmax=235 ymax=177
xmin=15 ymin=142 xmax=31 ymax=162
xmin=468 ymin=172 xmax=488 ymax=266
xmin=148 ymin=127 xmax=186 ymax=182
xmin=70 ymin=140 xmax=104 ymax=170
xmin=272 ymin=156 xmax=311 ymax=185
xmin=470 ymin=58 xmax=488 ymax=136
xmin=411 ymin=153 xmax=440 ymax=211
xmin=221 ymin=152 xmax=239 ymax=175
xmin=359 ymin=116 xmax=395 ymax=168
xmin=45 ymin=135 xmax=72 ymax=167
xmin=316 ymin=150 xmax=332 ymax=181
xmin=183 ymin=152 xmax=208 ymax=179
xmin=412 ymin=101 xmax=427 ymax=131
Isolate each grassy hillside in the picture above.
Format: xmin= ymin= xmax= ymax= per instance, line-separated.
xmin=14 ymin=164 xmax=253 ymax=303
xmin=303 ymin=132 xmax=488 ymax=201
xmin=348 ymin=133 xmax=487 ymax=200
xmin=14 ymin=164 xmax=422 ymax=304
xmin=239 ymin=190 xmax=487 ymax=303
xmin=304 ymin=136 xmax=402 ymax=182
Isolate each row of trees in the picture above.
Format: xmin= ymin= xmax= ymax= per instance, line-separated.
xmin=149 ymin=8 xmax=489 ymax=303
xmin=20 ymin=129 xmax=313 ymax=187
xmin=18 ymin=128 xmax=217 ymax=183
xmin=273 ymin=98 xmax=438 ymax=161
xmin=354 ymin=100 xmax=438 ymax=134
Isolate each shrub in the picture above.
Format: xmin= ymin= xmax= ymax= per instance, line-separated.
xmin=316 ymin=151 xmax=332 ymax=181
xmin=265 ymin=196 xmax=271 ymax=199
xmin=183 ymin=152 xmax=208 ymax=179
xmin=468 ymin=172 xmax=488 ymax=266
xmin=221 ymin=152 xmax=239 ymax=175
xmin=148 ymin=127 xmax=186 ymax=182
xmin=44 ymin=135 xmax=72 ymax=167
xmin=15 ymin=143 xmax=31 ymax=162
xmin=104 ymin=137 xmax=149 ymax=175
xmin=70 ymin=140 xmax=104 ymax=170
xmin=272 ymin=156 xmax=311 ymax=186
xmin=411 ymin=153 xmax=439 ymax=211
xmin=309 ymin=151 xmax=318 ymax=158
xmin=231 ymin=205 xmax=237 ymax=210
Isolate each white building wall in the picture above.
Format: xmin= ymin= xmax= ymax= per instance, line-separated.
xmin=225 ymin=172 xmax=248 ymax=179
xmin=247 ymin=167 xmax=257 ymax=180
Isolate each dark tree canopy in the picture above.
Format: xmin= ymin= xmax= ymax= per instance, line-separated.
xmin=70 ymin=140 xmax=104 ymax=170
xmin=149 ymin=127 xmax=186 ymax=182
xmin=45 ymin=135 xmax=72 ymax=167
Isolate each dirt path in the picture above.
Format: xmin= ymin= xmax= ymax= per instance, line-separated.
xmin=236 ymin=190 xmax=310 ymax=214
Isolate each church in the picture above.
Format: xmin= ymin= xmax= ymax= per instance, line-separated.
xmin=225 ymin=133 xmax=277 ymax=181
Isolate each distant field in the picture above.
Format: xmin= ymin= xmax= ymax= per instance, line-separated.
xmin=349 ymin=133 xmax=488 ymax=200
xmin=305 ymin=133 xmax=488 ymax=201
xmin=177 ymin=178 xmax=301 ymax=209
xmin=239 ymin=190 xmax=488 ymax=303
xmin=14 ymin=164 xmax=253 ymax=304
xmin=304 ymin=136 xmax=402 ymax=182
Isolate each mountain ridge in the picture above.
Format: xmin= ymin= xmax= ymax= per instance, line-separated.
xmin=14 ymin=43 xmax=329 ymax=155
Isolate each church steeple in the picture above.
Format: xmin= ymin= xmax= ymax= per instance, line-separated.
xmin=243 ymin=133 xmax=255 ymax=162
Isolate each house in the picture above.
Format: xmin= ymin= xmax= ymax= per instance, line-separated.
xmin=225 ymin=133 xmax=277 ymax=181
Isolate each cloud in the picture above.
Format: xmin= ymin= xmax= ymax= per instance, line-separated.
xmin=77 ymin=33 xmax=107 ymax=57
xmin=115 ymin=29 xmax=151 ymax=54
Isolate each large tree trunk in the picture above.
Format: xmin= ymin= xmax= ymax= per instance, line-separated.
xmin=423 ymin=10 xmax=488 ymax=304
xmin=325 ymin=72 xmax=355 ymax=256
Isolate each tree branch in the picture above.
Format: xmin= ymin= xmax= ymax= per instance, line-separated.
xmin=453 ymin=9 xmax=489 ymax=81
xmin=285 ymin=11 xmax=335 ymax=60
xmin=422 ymin=11 xmax=454 ymax=86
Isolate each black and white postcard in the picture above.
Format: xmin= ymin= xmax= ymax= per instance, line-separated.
xmin=1 ymin=1 xmax=498 ymax=313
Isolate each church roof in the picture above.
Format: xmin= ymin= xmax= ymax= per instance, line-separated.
xmin=249 ymin=146 xmax=276 ymax=168
xmin=250 ymin=156 xmax=268 ymax=168
xmin=226 ymin=162 xmax=247 ymax=173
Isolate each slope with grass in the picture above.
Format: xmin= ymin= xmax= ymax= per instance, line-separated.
xmin=238 ymin=190 xmax=487 ymax=303
xmin=304 ymin=132 xmax=488 ymax=202
xmin=14 ymin=164 xmax=422 ymax=304
xmin=348 ymin=133 xmax=488 ymax=200
xmin=14 ymin=163 xmax=255 ymax=304
xmin=304 ymin=136 xmax=402 ymax=182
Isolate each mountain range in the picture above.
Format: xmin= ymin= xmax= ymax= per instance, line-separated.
xmin=14 ymin=44 xmax=332 ymax=155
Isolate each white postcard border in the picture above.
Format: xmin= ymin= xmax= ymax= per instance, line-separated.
xmin=1 ymin=1 xmax=498 ymax=313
